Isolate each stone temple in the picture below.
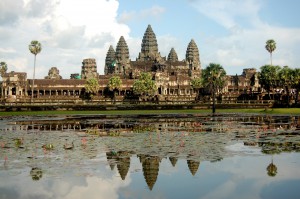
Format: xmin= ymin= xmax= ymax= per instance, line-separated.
xmin=0 ymin=24 xmax=260 ymax=103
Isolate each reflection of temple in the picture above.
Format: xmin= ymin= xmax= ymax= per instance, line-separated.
xmin=138 ymin=154 xmax=161 ymax=190
xmin=117 ymin=151 xmax=131 ymax=180
xmin=169 ymin=156 xmax=178 ymax=167
xmin=187 ymin=160 xmax=200 ymax=176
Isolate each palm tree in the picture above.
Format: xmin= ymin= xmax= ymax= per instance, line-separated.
xmin=202 ymin=63 xmax=226 ymax=114
xmin=29 ymin=40 xmax=42 ymax=102
xmin=0 ymin=61 xmax=8 ymax=77
xmin=265 ymin=39 xmax=276 ymax=66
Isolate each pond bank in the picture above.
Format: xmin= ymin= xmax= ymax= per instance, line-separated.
xmin=0 ymin=108 xmax=300 ymax=116
xmin=0 ymin=102 xmax=271 ymax=112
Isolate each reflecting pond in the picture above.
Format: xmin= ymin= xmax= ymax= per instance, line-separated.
xmin=1 ymin=113 xmax=300 ymax=199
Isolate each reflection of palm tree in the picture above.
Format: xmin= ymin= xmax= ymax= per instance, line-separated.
xmin=187 ymin=160 xmax=200 ymax=176
xmin=30 ymin=167 xmax=43 ymax=181
xmin=267 ymin=156 xmax=277 ymax=177
xmin=106 ymin=151 xmax=117 ymax=170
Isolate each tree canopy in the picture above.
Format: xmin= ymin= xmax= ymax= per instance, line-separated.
xmin=201 ymin=63 xmax=227 ymax=93
xmin=29 ymin=40 xmax=42 ymax=56
xmin=259 ymin=65 xmax=281 ymax=95
xmin=108 ymin=75 xmax=122 ymax=92
xmin=85 ymin=78 xmax=99 ymax=94
xmin=133 ymin=72 xmax=156 ymax=96
xmin=0 ymin=61 xmax=7 ymax=77
xmin=265 ymin=39 xmax=276 ymax=66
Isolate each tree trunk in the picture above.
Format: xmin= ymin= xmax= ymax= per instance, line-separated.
xmin=212 ymin=84 xmax=216 ymax=114
xmin=31 ymin=55 xmax=36 ymax=103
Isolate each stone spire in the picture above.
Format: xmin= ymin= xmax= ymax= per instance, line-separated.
xmin=115 ymin=36 xmax=130 ymax=75
xmin=186 ymin=39 xmax=200 ymax=65
xmin=105 ymin=45 xmax=116 ymax=75
xmin=137 ymin=24 xmax=161 ymax=62
xmin=116 ymin=36 xmax=130 ymax=61
xmin=167 ymin=48 xmax=178 ymax=62
xmin=81 ymin=58 xmax=98 ymax=79
xmin=185 ymin=39 xmax=201 ymax=77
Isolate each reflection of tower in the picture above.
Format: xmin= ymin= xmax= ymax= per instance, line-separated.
xmin=187 ymin=160 xmax=200 ymax=176
xmin=106 ymin=151 xmax=117 ymax=170
xmin=116 ymin=151 xmax=131 ymax=180
xmin=139 ymin=154 xmax=161 ymax=190
xmin=169 ymin=156 xmax=178 ymax=167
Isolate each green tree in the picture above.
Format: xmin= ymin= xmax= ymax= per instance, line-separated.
xmin=84 ymin=78 xmax=99 ymax=99
xmin=191 ymin=77 xmax=202 ymax=101
xmin=259 ymin=65 xmax=281 ymax=99
xmin=278 ymin=66 xmax=293 ymax=104
xmin=133 ymin=72 xmax=156 ymax=100
xmin=202 ymin=63 xmax=226 ymax=113
xmin=265 ymin=39 xmax=276 ymax=66
xmin=29 ymin=40 xmax=42 ymax=102
xmin=292 ymin=68 xmax=300 ymax=105
xmin=108 ymin=75 xmax=122 ymax=103
xmin=0 ymin=62 xmax=7 ymax=77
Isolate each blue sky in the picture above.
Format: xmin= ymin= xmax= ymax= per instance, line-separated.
xmin=0 ymin=0 xmax=299 ymax=78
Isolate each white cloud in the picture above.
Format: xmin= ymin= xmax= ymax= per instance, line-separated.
xmin=118 ymin=5 xmax=165 ymax=23
xmin=0 ymin=0 xmax=130 ymax=78
xmin=189 ymin=0 xmax=300 ymax=74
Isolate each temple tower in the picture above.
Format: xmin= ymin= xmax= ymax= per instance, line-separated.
xmin=167 ymin=48 xmax=178 ymax=62
xmin=45 ymin=67 xmax=62 ymax=79
xmin=104 ymin=45 xmax=116 ymax=75
xmin=115 ymin=36 xmax=131 ymax=76
xmin=137 ymin=25 xmax=162 ymax=62
xmin=81 ymin=58 xmax=98 ymax=79
xmin=185 ymin=39 xmax=201 ymax=77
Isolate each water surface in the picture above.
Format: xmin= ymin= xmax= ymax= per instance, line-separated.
xmin=0 ymin=113 xmax=300 ymax=199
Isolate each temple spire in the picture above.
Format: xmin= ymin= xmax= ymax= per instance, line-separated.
xmin=137 ymin=24 xmax=161 ymax=62
xmin=167 ymin=48 xmax=178 ymax=62
xmin=105 ymin=45 xmax=116 ymax=75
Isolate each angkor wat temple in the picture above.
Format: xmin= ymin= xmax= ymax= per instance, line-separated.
xmin=0 ymin=25 xmax=260 ymax=103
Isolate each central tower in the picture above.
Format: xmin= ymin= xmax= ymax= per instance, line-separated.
xmin=137 ymin=25 xmax=162 ymax=62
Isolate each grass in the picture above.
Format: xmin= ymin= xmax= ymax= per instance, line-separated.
xmin=0 ymin=108 xmax=299 ymax=116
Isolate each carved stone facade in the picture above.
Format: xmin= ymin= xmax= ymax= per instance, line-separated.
xmin=0 ymin=24 xmax=262 ymax=103
xmin=1 ymin=71 xmax=27 ymax=101
xmin=81 ymin=58 xmax=98 ymax=79
xmin=103 ymin=24 xmax=201 ymax=100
